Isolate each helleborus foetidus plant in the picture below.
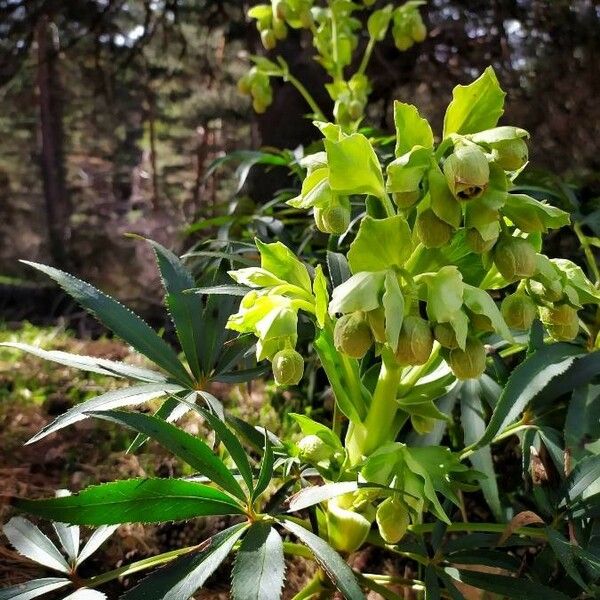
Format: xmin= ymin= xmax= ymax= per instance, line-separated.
xmin=239 ymin=0 xmax=427 ymax=130
xmin=3 ymin=67 xmax=600 ymax=600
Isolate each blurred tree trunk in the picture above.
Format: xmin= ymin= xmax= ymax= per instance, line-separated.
xmin=36 ymin=14 xmax=70 ymax=268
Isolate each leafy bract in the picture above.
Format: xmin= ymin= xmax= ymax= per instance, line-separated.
xmin=13 ymin=479 xmax=244 ymax=525
xmin=393 ymin=101 xmax=434 ymax=156
xmin=443 ymin=67 xmax=505 ymax=137
xmin=347 ymin=216 xmax=413 ymax=273
xmin=255 ymin=239 xmax=312 ymax=292
xmin=232 ymin=523 xmax=285 ymax=600
xmin=325 ymin=133 xmax=385 ymax=198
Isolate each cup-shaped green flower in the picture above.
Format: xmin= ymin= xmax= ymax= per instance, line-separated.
xmin=443 ymin=145 xmax=490 ymax=200
xmin=470 ymin=312 xmax=494 ymax=333
xmin=297 ymin=434 xmax=335 ymax=464
xmin=327 ymin=495 xmax=374 ymax=553
xmin=501 ymin=293 xmax=538 ymax=330
xmin=447 ymin=337 xmax=486 ymax=380
xmin=493 ymin=236 xmax=537 ymax=282
xmin=539 ymin=304 xmax=580 ymax=341
xmin=466 ymin=227 xmax=498 ymax=254
xmin=492 ymin=138 xmax=528 ymax=171
xmin=367 ymin=307 xmax=386 ymax=343
xmin=434 ymin=322 xmax=460 ymax=349
xmin=314 ymin=196 xmax=351 ymax=235
xmin=376 ymin=497 xmax=410 ymax=544
xmin=272 ymin=348 xmax=304 ymax=385
xmin=334 ymin=311 xmax=374 ymax=359
xmin=395 ymin=315 xmax=433 ymax=366
xmin=416 ymin=209 xmax=454 ymax=248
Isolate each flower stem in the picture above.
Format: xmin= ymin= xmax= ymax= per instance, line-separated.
xmin=284 ymin=72 xmax=327 ymax=121
xmin=357 ymin=36 xmax=376 ymax=76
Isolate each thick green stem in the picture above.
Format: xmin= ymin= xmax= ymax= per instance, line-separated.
xmin=346 ymin=354 xmax=402 ymax=462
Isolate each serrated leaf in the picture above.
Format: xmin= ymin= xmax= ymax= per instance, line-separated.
xmin=476 ymin=343 xmax=583 ymax=448
xmin=87 ymin=410 xmax=246 ymax=501
xmin=26 ymin=383 xmax=184 ymax=445
xmin=0 ymin=578 xmax=70 ymax=600
xmin=13 ymin=479 xmax=244 ymax=525
xmin=252 ymin=432 xmax=274 ymax=502
xmin=562 ymin=454 xmax=600 ymax=505
xmin=53 ymin=521 xmax=79 ymax=564
xmin=121 ymin=523 xmax=248 ymax=600
xmin=3 ymin=517 xmax=70 ymax=573
xmin=232 ymin=523 xmax=285 ymax=600
xmin=443 ymin=67 xmax=506 ymax=137
xmin=76 ymin=525 xmax=118 ymax=566
xmin=0 ymin=343 xmax=166 ymax=383
xmin=545 ymin=527 xmax=589 ymax=590
xmin=280 ymin=520 xmax=365 ymax=600
xmin=22 ymin=262 xmax=193 ymax=386
xmin=145 ymin=239 xmax=206 ymax=380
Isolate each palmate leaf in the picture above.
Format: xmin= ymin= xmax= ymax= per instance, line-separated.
xmin=26 ymin=383 xmax=185 ymax=445
xmin=22 ymin=261 xmax=193 ymax=386
xmin=0 ymin=343 xmax=167 ymax=383
xmin=13 ymin=479 xmax=244 ymax=525
xmin=121 ymin=523 xmax=248 ymax=600
xmin=0 ymin=578 xmax=70 ymax=600
xmin=145 ymin=239 xmax=205 ymax=381
xmin=280 ymin=520 xmax=365 ymax=600
xmin=3 ymin=517 xmax=70 ymax=573
xmin=476 ymin=343 xmax=584 ymax=448
xmin=88 ymin=410 xmax=246 ymax=501
xmin=232 ymin=523 xmax=285 ymax=600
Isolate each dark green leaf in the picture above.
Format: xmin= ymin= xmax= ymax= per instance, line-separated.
xmin=545 ymin=528 xmax=589 ymax=590
xmin=252 ymin=433 xmax=274 ymax=502
xmin=121 ymin=523 xmax=248 ymax=600
xmin=88 ymin=410 xmax=246 ymax=501
xmin=232 ymin=523 xmax=285 ymax=600
xmin=22 ymin=262 xmax=192 ymax=386
xmin=477 ymin=343 xmax=582 ymax=448
xmin=13 ymin=479 xmax=244 ymax=525
xmin=424 ymin=565 xmax=441 ymax=600
xmin=327 ymin=251 xmax=351 ymax=287
xmin=280 ymin=519 xmax=365 ymax=600
xmin=145 ymin=239 xmax=206 ymax=380
xmin=562 ymin=454 xmax=600 ymax=505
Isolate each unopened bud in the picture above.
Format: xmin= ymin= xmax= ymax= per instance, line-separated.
xmin=447 ymin=337 xmax=486 ymax=380
xmin=314 ymin=200 xmax=351 ymax=235
xmin=394 ymin=32 xmax=413 ymax=51
xmin=260 ymin=29 xmax=276 ymax=50
xmin=410 ymin=16 xmax=427 ymax=42
xmin=501 ymin=293 xmax=537 ymax=330
xmin=466 ymin=228 xmax=498 ymax=254
xmin=348 ymin=99 xmax=363 ymax=121
xmin=470 ymin=312 xmax=494 ymax=333
xmin=395 ymin=316 xmax=433 ymax=366
xmin=334 ymin=312 xmax=374 ymax=359
xmin=416 ymin=209 xmax=453 ymax=248
xmin=443 ymin=145 xmax=490 ymax=200
xmin=539 ymin=304 xmax=579 ymax=341
xmin=327 ymin=496 xmax=373 ymax=553
xmin=376 ymin=497 xmax=409 ymax=544
xmin=272 ymin=19 xmax=288 ymax=40
xmin=493 ymin=237 xmax=537 ymax=281
xmin=367 ymin=307 xmax=386 ymax=344
xmin=434 ymin=322 xmax=459 ymax=349
xmin=272 ymin=348 xmax=304 ymax=385
xmin=297 ymin=435 xmax=334 ymax=464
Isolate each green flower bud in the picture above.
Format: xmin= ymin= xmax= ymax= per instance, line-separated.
xmin=447 ymin=337 xmax=487 ymax=380
xmin=443 ymin=145 xmax=490 ymax=200
xmin=314 ymin=199 xmax=351 ymax=235
xmin=434 ymin=322 xmax=459 ymax=349
xmin=416 ymin=209 xmax=454 ymax=248
xmin=466 ymin=228 xmax=498 ymax=254
xmin=334 ymin=312 xmax=374 ymax=359
xmin=327 ymin=495 xmax=373 ymax=553
xmin=492 ymin=138 xmax=528 ymax=171
xmin=272 ymin=19 xmax=288 ymax=40
xmin=529 ymin=279 xmax=563 ymax=303
xmin=297 ymin=435 xmax=334 ymax=464
xmin=348 ymin=99 xmax=363 ymax=121
xmin=272 ymin=348 xmax=304 ymax=385
xmin=393 ymin=31 xmax=413 ymax=51
xmin=493 ymin=237 xmax=537 ymax=281
xmin=376 ymin=497 xmax=409 ymax=544
xmin=367 ymin=307 xmax=386 ymax=344
xmin=237 ymin=75 xmax=251 ymax=95
xmin=539 ymin=304 xmax=579 ymax=341
xmin=410 ymin=16 xmax=427 ymax=42
xmin=470 ymin=312 xmax=494 ymax=333
xmin=501 ymin=293 xmax=537 ymax=330
xmin=395 ymin=316 xmax=433 ymax=366
xmin=260 ymin=29 xmax=276 ymax=49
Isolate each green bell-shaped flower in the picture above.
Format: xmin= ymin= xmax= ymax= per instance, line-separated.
xmin=443 ymin=145 xmax=490 ymax=200
xmin=297 ymin=434 xmax=335 ymax=464
xmin=314 ymin=196 xmax=351 ymax=235
xmin=434 ymin=322 xmax=459 ymax=349
xmin=501 ymin=293 xmax=537 ymax=330
xmin=376 ymin=497 xmax=410 ymax=544
xmin=334 ymin=311 xmax=374 ymax=359
xmin=327 ymin=495 xmax=374 ymax=554
xmin=492 ymin=138 xmax=528 ymax=171
xmin=493 ymin=236 xmax=537 ymax=282
xmin=539 ymin=304 xmax=579 ymax=341
xmin=272 ymin=347 xmax=304 ymax=385
xmin=466 ymin=227 xmax=498 ymax=254
xmin=395 ymin=316 xmax=433 ymax=366
xmin=416 ymin=209 xmax=454 ymax=248
xmin=447 ymin=337 xmax=486 ymax=380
